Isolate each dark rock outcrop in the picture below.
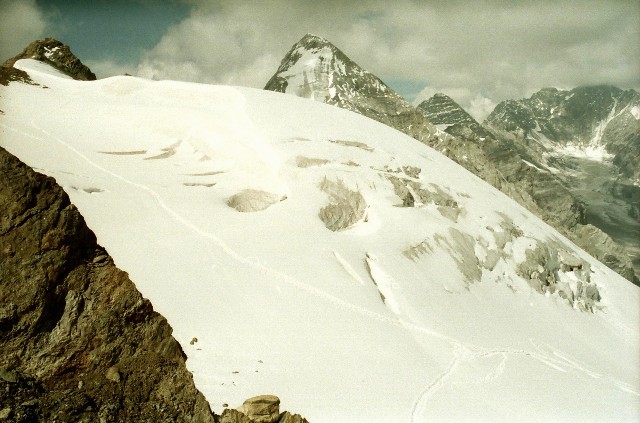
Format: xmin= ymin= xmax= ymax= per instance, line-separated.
xmin=3 ymin=37 xmax=96 ymax=81
xmin=0 ymin=146 xmax=215 ymax=422
xmin=0 ymin=65 xmax=34 ymax=87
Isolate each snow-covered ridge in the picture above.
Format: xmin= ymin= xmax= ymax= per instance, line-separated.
xmin=1 ymin=59 xmax=638 ymax=422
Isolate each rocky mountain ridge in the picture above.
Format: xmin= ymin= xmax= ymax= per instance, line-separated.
xmin=486 ymin=86 xmax=640 ymax=179
xmin=484 ymin=86 xmax=640 ymax=282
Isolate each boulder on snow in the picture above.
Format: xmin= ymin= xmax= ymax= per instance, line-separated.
xmin=219 ymin=404 xmax=309 ymax=423
xmin=318 ymin=178 xmax=367 ymax=231
xmin=237 ymin=395 xmax=280 ymax=423
xmin=227 ymin=190 xmax=285 ymax=212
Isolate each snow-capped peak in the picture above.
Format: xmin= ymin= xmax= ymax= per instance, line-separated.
xmin=265 ymin=34 xmax=409 ymax=110
xmin=264 ymin=34 xmax=439 ymax=145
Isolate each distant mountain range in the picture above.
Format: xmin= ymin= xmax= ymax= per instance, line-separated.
xmin=265 ymin=34 xmax=640 ymax=284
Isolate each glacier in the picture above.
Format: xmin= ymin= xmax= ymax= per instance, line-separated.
xmin=0 ymin=59 xmax=639 ymax=422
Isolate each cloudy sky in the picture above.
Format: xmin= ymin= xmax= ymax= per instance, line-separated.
xmin=1 ymin=0 xmax=638 ymax=120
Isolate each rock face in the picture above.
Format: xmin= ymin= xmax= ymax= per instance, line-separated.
xmin=264 ymin=34 xmax=437 ymax=143
xmin=484 ymin=86 xmax=640 ymax=283
xmin=3 ymin=37 xmax=96 ymax=81
xmin=0 ymin=147 xmax=215 ymax=422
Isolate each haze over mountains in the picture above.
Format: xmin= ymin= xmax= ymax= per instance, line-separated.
xmin=1 ymin=36 xmax=639 ymax=422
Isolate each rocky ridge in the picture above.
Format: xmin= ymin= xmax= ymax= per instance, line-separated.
xmin=421 ymin=92 xmax=638 ymax=283
xmin=484 ymin=87 xmax=640 ymax=282
xmin=485 ymin=86 xmax=640 ymax=182
xmin=3 ymin=38 xmax=96 ymax=81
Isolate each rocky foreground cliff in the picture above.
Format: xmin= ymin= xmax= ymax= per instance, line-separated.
xmin=0 ymin=144 xmax=308 ymax=423
xmin=0 ymin=146 xmax=213 ymax=421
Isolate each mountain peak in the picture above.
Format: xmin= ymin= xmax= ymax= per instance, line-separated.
xmin=265 ymin=34 xmax=414 ymax=106
xmin=297 ymin=33 xmax=332 ymax=47
xmin=417 ymin=93 xmax=479 ymax=131
xmin=3 ymin=37 xmax=96 ymax=81
xmin=264 ymin=34 xmax=347 ymax=96
xmin=264 ymin=34 xmax=438 ymax=142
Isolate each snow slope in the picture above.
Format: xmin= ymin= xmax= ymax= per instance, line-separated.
xmin=1 ymin=59 xmax=639 ymax=422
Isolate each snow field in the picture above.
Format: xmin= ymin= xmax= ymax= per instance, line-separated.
xmin=1 ymin=59 xmax=638 ymax=422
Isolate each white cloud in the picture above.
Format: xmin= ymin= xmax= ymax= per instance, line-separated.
xmin=85 ymin=59 xmax=135 ymax=79
xmin=0 ymin=0 xmax=47 ymax=60
xmin=468 ymin=95 xmax=497 ymax=122
xmin=124 ymin=1 xmax=639 ymax=117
